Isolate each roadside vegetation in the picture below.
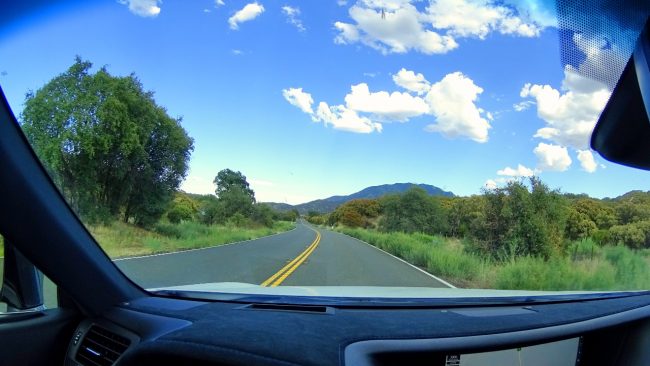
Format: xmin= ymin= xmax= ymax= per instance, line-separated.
xmin=15 ymin=58 xmax=296 ymax=258
xmin=310 ymin=179 xmax=650 ymax=291
xmin=89 ymin=220 xmax=294 ymax=259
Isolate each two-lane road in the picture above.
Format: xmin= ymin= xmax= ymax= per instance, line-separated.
xmin=116 ymin=221 xmax=451 ymax=289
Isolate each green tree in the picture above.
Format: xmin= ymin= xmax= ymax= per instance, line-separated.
xmin=251 ymin=204 xmax=274 ymax=227
xmin=214 ymin=169 xmax=255 ymax=202
xmin=571 ymin=198 xmax=616 ymax=229
xmin=609 ymin=224 xmax=646 ymax=248
xmin=565 ymin=208 xmax=597 ymax=240
xmin=471 ymin=178 xmax=568 ymax=260
xmin=379 ymin=187 xmax=448 ymax=235
xmin=21 ymin=57 xmax=193 ymax=226
xmin=213 ymin=169 xmax=256 ymax=219
xmin=329 ymin=199 xmax=381 ymax=228
xmin=166 ymin=193 xmax=199 ymax=223
xmin=447 ymin=195 xmax=485 ymax=237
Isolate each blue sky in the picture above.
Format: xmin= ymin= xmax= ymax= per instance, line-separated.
xmin=0 ymin=0 xmax=647 ymax=204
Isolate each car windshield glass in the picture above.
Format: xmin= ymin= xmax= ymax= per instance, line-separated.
xmin=1 ymin=0 xmax=650 ymax=298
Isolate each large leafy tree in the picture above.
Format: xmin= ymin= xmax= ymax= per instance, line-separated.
xmin=213 ymin=169 xmax=256 ymax=218
xmin=21 ymin=57 xmax=194 ymax=226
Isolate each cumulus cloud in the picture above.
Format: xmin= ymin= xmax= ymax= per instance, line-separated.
xmin=283 ymin=69 xmax=489 ymax=139
xmin=118 ymin=0 xmax=161 ymax=17
xmin=315 ymin=102 xmax=383 ymax=133
xmin=577 ymin=149 xmax=598 ymax=173
xmin=424 ymin=72 xmax=491 ymax=142
xmin=282 ymin=5 xmax=305 ymax=32
xmin=392 ymin=68 xmax=430 ymax=95
xmin=497 ymin=164 xmax=534 ymax=177
xmin=534 ymin=143 xmax=572 ymax=171
xmin=229 ymin=2 xmax=265 ymax=30
xmin=216 ymin=0 xmax=225 ymax=6
xmin=344 ymin=83 xmax=429 ymax=122
xmin=427 ymin=0 xmax=541 ymax=38
xmin=334 ymin=3 xmax=458 ymax=54
xmin=333 ymin=0 xmax=546 ymax=55
xmin=520 ymin=67 xmax=610 ymax=150
xmin=282 ymin=88 xmax=314 ymax=115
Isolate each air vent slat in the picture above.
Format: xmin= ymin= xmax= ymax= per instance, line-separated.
xmin=75 ymin=325 xmax=131 ymax=366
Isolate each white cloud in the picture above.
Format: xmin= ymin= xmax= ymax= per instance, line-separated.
xmin=424 ymin=72 xmax=491 ymax=142
xmin=520 ymin=67 xmax=610 ymax=150
xmin=315 ymin=102 xmax=383 ymax=133
xmin=118 ymin=0 xmax=161 ymax=17
xmin=229 ymin=2 xmax=265 ymax=30
xmin=334 ymin=22 xmax=361 ymax=44
xmin=392 ymin=68 xmax=430 ymax=95
xmin=337 ymin=0 xmax=348 ymax=5
xmin=333 ymin=0 xmax=545 ymax=55
xmin=216 ymin=0 xmax=225 ymax=6
xmin=344 ymin=83 xmax=429 ymax=122
xmin=282 ymin=88 xmax=314 ymax=115
xmin=283 ymin=69 xmax=489 ymax=139
xmin=231 ymin=49 xmax=244 ymax=55
xmin=282 ymin=5 xmax=305 ymax=32
xmin=513 ymin=100 xmax=534 ymax=112
xmin=484 ymin=179 xmax=498 ymax=190
xmin=427 ymin=0 xmax=541 ymax=38
xmin=577 ymin=150 xmax=598 ymax=173
xmin=534 ymin=143 xmax=572 ymax=171
xmin=497 ymin=164 xmax=534 ymax=177
xmin=334 ymin=3 xmax=458 ymax=55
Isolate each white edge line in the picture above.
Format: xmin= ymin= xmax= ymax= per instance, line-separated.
xmin=331 ymin=229 xmax=457 ymax=289
xmin=114 ymin=226 xmax=298 ymax=262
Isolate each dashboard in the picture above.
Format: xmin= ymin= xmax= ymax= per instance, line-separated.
xmin=62 ymin=292 xmax=650 ymax=366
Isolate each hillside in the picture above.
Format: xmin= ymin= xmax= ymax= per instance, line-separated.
xmin=265 ymin=183 xmax=454 ymax=214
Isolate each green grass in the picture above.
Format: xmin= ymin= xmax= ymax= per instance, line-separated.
xmin=338 ymin=227 xmax=490 ymax=288
xmin=337 ymin=227 xmax=650 ymax=291
xmin=89 ymin=220 xmax=295 ymax=259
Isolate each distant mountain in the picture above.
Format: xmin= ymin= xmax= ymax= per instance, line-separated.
xmin=264 ymin=183 xmax=454 ymax=214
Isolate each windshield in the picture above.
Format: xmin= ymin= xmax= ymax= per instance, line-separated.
xmin=1 ymin=0 xmax=650 ymax=299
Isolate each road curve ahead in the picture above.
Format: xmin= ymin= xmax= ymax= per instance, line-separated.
xmin=116 ymin=221 xmax=450 ymax=289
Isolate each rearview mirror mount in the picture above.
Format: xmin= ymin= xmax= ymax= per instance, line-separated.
xmin=591 ymin=17 xmax=650 ymax=170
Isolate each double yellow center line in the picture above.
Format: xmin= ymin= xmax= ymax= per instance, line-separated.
xmin=260 ymin=226 xmax=321 ymax=287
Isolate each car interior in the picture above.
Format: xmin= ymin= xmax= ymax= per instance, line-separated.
xmin=2 ymin=3 xmax=650 ymax=366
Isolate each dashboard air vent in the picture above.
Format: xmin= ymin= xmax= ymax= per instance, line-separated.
xmin=75 ymin=325 xmax=131 ymax=366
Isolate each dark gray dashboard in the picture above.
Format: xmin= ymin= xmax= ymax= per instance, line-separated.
xmin=61 ymin=293 xmax=650 ymax=365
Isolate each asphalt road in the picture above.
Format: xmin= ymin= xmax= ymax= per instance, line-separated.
xmin=0 ymin=221 xmax=449 ymax=309
xmin=115 ymin=221 xmax=450 ymax=289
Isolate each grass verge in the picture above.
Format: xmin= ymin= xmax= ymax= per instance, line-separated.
xmin=89 ymin=220 xmax=295 ymax=259
xmin=337 ymin=228 xmax=650 ymax=291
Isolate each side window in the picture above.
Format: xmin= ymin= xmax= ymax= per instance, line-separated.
xmin=0 ymin=235 xmax=57 ymax=312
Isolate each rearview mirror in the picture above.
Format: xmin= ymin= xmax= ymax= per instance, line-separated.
xmin=591 ymin=18 xmax=650 ymax=169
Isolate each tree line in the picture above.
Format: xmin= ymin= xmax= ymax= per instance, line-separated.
xmin=166 ymin=169 xmax=298 ymax=228
xmin=308 ymin=178 xmax=650 ymax=261
xmin=20 ymin=58 xmax=294 ymax=229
